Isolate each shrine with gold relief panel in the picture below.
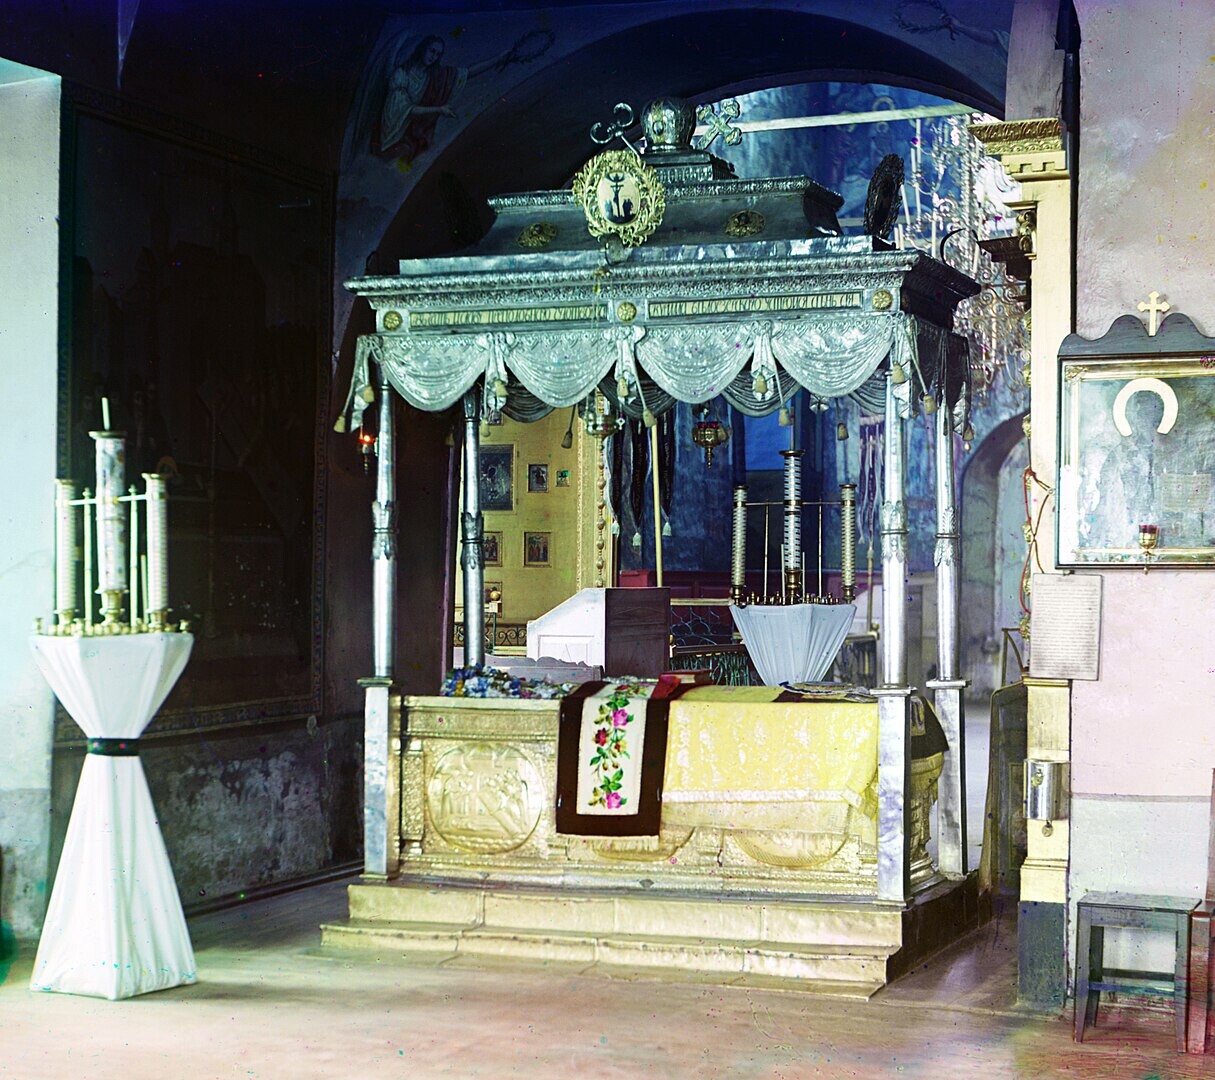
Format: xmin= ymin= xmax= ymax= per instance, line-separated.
xmin=327 ymin=96 xmax=983 ymax=995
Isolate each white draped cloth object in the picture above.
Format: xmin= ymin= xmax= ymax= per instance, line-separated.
xmin=730 ymin=604 xmax=856 ymax=687
xmin=29 ymin=632 xmax=195 ymax=1000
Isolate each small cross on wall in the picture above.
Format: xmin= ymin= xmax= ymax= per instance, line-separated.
xmin=1137 ymin=290 xmax=1170 ymax=336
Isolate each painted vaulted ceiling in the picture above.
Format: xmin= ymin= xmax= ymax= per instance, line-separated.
xmin=2 ymin=0 xmax=1016 ymax=360
xmin=1 ymin=0 xmax=1012 ymax=176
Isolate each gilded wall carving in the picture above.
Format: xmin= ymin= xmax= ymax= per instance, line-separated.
xmin=426 ymin=744 xmax=544 ymax=854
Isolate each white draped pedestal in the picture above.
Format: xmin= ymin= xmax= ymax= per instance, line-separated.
xmin=730 ymin=603 xmax=856 ymax=686
xmin=29 ymin=632 xmax=195 ymax=1000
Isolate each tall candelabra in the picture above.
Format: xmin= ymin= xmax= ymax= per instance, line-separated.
xmin=896 ymin=111 xmax=1029 ymax=402
xmin=780 ymin=449 xmax=803 ymax=599
xmin=840 ymin=483 xmax=857 ymax=603
xmin=730 ymin=485 xmax=748 ymax=604
xmin=729 ymin=480 xmax=856 ymax=607
xmin=42 ymin=409 xmax=179 ymax=636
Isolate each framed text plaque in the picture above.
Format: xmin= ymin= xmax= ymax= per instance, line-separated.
xmin=1056 ymin=313 xmax=1215 ymax=568
xmin=1029 ymin=574 xmax=1102 ymax=680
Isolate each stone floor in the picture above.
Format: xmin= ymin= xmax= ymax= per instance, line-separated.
xmin=1 ymin=878 xmax=1210 ymax=1079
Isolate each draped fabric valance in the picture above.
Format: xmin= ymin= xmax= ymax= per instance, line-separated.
xmin=340 ymin=312 xmax=954 ymax=430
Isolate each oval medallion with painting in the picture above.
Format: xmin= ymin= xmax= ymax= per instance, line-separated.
xmin=572 ymin=150 xmax=665 ymax=248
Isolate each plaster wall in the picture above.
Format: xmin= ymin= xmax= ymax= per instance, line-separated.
xmin=1075 ymin=1 xmax=1215 ymax=339
xmin=959 ymin=413 xmax=1029 ymax=701
xmin=619 ymin=403 xmax=734 ymax=579
xmin=1068 ymin=0 xmax=1215 ymax=973
xmin=49 ymin=715 xmax=363 ymax=911
xmin=0 ymin=68 xmax=61 ymax=940
xmin=461 ymin=410 xmax=587 ymax=630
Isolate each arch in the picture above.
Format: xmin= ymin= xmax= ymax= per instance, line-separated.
xmin=959 ymin=411 xmax=1028 ymax=702
xmin=366 ymin=6 xmax=1005 ymax=266
xmin=329 ymin=3 xmax=1015 ymax=683
xmin=337 ymin=3 xmax=1012 ymax=389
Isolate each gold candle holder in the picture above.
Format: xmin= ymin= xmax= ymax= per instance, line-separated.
xmin=1138 ymin=523 xmax=1159 ymax=573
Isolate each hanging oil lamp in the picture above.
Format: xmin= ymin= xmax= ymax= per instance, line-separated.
xmin=691 ymin=415 xmax=730 ymax=467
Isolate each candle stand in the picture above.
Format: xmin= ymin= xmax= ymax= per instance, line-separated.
xmin=31 ymin=416 xmax=195 ymax=999
xmin=30 ymin=633 xmax=195 ymax=998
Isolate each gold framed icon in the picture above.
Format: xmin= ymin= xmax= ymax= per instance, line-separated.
xmin=571 ymin=150 xmax=665 ymax=249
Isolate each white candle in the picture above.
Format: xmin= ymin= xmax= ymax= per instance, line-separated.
xmin=54 ymin=480 xmax=79 ymax=622
xmin=91 ymin=431 xmax=127 ymax=599
xmin=144 ymin=472 xmax=169 ymax=622
xmin=82 ymin=488 xmax=94 ymax=629
xmin=763 ymin=506 xmax=770 ymax=600
xmin=128 ymin=484 xmax=140 ymax=628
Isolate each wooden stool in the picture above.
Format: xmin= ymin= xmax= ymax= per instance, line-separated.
xmin=1185 ymin=771 xmax=1215 ymax=1054
xmin=1188 ymin=900 xmax=1215 ymax=1052
xmin=1075 ymin=891 xmax=1197 ymax=1051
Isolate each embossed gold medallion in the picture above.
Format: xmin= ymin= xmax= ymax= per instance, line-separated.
xmin=571 ymin=150 xmax=665 ymax=249
xmin=517 ymin=222 xmax=558 ymax=249
xmin=871 ymin=289 xmax=894 ymax=311
xmin=382 ymin=310 xmax=404 ymax=331
xmin=724 ymin=209 xmax=765 ymax=238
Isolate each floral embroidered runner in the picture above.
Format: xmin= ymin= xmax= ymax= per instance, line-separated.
xmin=554 ymin=682 xmax=945 ymax=838
xmin=555 ymin=678 xmax=679 ymax=837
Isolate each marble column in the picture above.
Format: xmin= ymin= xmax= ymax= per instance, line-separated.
xmin=928 ymin=395 xmax=968 ymax=877
xmin=876 ymin=369 xmax=912 ymax=903
xmin=364 ymin=369 xmax=399 ymax=879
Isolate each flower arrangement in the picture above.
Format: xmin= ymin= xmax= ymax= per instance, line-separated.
xmin=586 ymin=680 xmax=648 ymax=809
xmin=439 ymin=664 xmax=574 ymax=700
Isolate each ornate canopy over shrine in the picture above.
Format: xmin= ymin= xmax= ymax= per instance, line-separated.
xmin=344 ymin=98 xmax=982 ymax=911
xmin=341 ymin=98 xmax=978 ymax=428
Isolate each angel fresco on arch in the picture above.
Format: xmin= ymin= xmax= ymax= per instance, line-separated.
xmin=361 ymin=27 xmax=554 ymax=169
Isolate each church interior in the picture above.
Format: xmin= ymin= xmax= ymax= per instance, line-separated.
xmin=3 ymin=1 xmax=1215 ymax=1075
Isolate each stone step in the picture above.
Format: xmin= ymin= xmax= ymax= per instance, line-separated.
xmin=320 ymin=918 xmax=467 ymax=955
xmin=345 ymin=882 xmax=905 ymax=950
xmin=323 ymin=874 xmax=982 ymax=999
xmin=321 ymin=917 xmax=897 ymax=990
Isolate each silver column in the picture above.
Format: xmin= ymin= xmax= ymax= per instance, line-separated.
xmin=461 ymin=390 xmax=485 ymax=667
xmin=928 ymin=397 xmax=968 ymax=876
xmin=371 ymin=371 xmax=397 ymax=677
xmin=364 ymin=367 xmax=400 ymax=879
xmin=730 ymin=485 xmax=748 ymax=604
xmin=144 ymin=473 xmax=170 ymax=628
xmin=933 ymin=404 xmax=961 ymax=681
xmin=54 ymin=480 xmax=80 ymax=625
xmin=880 ymin=373 xmax=908 ymax=686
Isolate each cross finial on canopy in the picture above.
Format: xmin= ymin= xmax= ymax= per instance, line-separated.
xmin=693 ymin=99 xmax=743 ymax=152
xmin=1137 ymin=290 xmax=1170 ymax=336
